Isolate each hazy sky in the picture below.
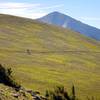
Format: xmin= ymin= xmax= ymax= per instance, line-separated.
xmin=0 ymin=0 xmax=100 ymax=29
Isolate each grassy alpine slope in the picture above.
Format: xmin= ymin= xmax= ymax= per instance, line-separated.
xmin=0 ymin=14 xmax=100 ymax=99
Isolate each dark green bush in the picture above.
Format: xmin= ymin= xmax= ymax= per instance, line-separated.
xmin=0 ymin=64 xmax=21 ymax=90
xmin=45 ymin=86 xmax=98 ymax=100
xmin=45 ymin=85 xmax=77 ymax=100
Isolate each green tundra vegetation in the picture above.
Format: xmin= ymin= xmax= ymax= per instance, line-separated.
xmin=0 ymin=65 xmax=98 ymax=100
xmin=0 ymin=14 xmax=100 ymax=99
xmin=45 ymin=85 xmax=97 ymax=100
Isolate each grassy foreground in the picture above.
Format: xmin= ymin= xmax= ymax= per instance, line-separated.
xmin=0 ymin=14 xmax=100 ymax=99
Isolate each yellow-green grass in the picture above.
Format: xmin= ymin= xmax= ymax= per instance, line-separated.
xmin=0 ymin=14 xmax=100 ymax=99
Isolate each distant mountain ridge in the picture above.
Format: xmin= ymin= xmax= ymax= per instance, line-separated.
xmin=38 ymin=11 xmax=100 ymax=41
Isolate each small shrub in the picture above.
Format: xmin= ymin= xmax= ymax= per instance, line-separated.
xmin=0 ymin=64 xmax=21 ymax=90
xmin=45 ymin=85 xmax=78 ymax=100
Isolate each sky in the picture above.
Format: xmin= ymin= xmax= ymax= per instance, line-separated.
xmin=0 ymin=0 xmax=100 ymax=29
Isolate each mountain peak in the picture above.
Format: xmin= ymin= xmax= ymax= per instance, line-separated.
xmin=46 ymin=11 xmax=68 ymax=17
xmin=49 ymin=11 xmax=62 ymax=15
xmin=38 ymin=12 xmax=100 ymax=40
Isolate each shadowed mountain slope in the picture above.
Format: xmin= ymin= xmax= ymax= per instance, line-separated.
xmin=38 ymin=11 xmax=100 ymax=40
